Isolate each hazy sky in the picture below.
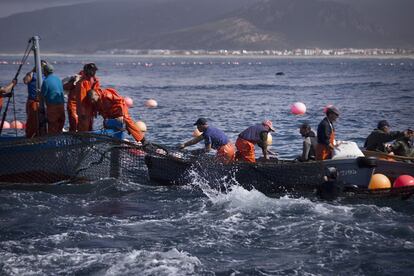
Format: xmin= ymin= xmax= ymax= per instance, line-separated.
xmin=0 ymin=0 xmax=98 ymax=17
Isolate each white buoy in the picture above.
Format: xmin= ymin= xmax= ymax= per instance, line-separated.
xmin=125 ymin=97 xmax=134 ymax=108
xmin=145 ymin=99 xmax=158 ymax=108
xmin=136 ymin=121 xmax=147 ymax=132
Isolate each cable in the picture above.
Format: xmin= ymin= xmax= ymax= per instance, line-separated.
xmin=0 ymin=40 xmax=32 ymax=135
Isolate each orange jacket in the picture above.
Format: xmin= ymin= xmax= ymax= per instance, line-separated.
xmin=95 ymin=88 xmax=144 ymax=142
xmin=77 ymin=77 xmax=100 ymax=115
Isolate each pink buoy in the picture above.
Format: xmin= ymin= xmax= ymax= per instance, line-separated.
xmin=291 ymin=102 xmax=306 ymax=115
xmin=393 ymin=175 xmax=414 ymax=188
xmin=145 ymin=99 xmax=158 ymax=108
xmin=10 ymin=120 xmax=23 ymax=129
xmin=2 ymin=121 xmax=10 ymax=129
xmin=125 ymin=97 xmax=134 ymax=108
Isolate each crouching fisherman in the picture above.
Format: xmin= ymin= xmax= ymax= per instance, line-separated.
xmin=180 ymin=118 xmax=235 ymax=164
xmin=298 ymin=123 xmax=317 ymax=162
xmin=235 ymin=120 xmax=275 ymax=163
xmin=87 ymin=88 xmax=145 ymax=143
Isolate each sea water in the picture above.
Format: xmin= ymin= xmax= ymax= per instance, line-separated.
xmin=0 ymin=56 xmax=413 ymax=275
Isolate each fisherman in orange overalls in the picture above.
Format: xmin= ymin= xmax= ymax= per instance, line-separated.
xmin=179 ymin=118 xmax=235 ymax=164
xmin=66 ymin=63 xmax=100 ymax=132
xmin=23 ymin=60 xmax=47 ymax=137
xmin=63 ymin=71 xmax=83 ymax=132
xmin=87 ymin=88 xmax=145 ymax=143
xmin=41 ymin=64 xmax=65 ymax=135
xmin=235 ymin=120 xmax=275 ymax=163
xmin=316 ymin=106 xmax=339 ymax=160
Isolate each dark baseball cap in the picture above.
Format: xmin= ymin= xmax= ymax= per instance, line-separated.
xmin=377 ymin=120 xmax=390 ymax=129
xmin=326 ymin=106 xmax=340 ymax=116
xmin=194 ymin=118 xmax=208 ymax=126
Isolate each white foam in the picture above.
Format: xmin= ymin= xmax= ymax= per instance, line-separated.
xmin=0 ymin=248 xmax=201 ymax=276
xmin=186 ymin=168 xmax=388 ymax=223
xmin=105 ymin=248 xmax=201 ymax=276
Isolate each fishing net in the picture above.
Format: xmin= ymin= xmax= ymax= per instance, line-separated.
xmin=0 ymin=132 xmax=151 ymax=185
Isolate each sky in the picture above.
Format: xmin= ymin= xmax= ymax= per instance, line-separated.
xmin=0 ymin=0 xmax=97 ymax=18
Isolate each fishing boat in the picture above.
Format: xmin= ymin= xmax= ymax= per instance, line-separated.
xmin=0 ymin=37 xmax=148 ymax=191
xmin=144 ymin=144 xmax=414 ymax=200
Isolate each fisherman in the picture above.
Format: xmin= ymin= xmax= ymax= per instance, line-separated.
xmin=235 ymin=120 xmax=275 ymax=163
xmin=87 ymin=88 xmax=145 ymax=143
xmin=316 ymin=106 xmax=339 ymax=160
xmin=23 ymin=60 xmax=47 ymax=138
xmin=63 ymin=71 xmax=83 ymax=132
xmin=298 ymin=122 xmax=317 ymax=162
xmin=41 ymin=64 xmax=65 ymax=135
xmin=180 ymin=118 xmax=235 ymax=164
xmin=0 ymin=79 xmax=17 ymax=111
xmin=65 ymin=63 xmax=100 ymax=132
xmin=388 ymin=129 xmax=414 ymax=158
xmin=364 ymin=120 xmax=406 ymax=152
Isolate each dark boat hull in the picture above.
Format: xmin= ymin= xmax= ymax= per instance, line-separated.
xmin=144 ymin=153 xmax=414 ymax=199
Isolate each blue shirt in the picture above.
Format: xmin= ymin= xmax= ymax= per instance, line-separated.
xmin=27 ymin=73 xmax=45 ymax=100
xmin=202 ymin=126 xmax=229 ymax=149
xmin=41 ymin=74 xmax=64 ymax=104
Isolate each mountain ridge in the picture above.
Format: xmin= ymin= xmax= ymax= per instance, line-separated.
xmin=0 ymin=0 xmax=412 ymax=53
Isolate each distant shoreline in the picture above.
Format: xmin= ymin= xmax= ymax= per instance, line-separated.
xmin=1 ymin=52 xmax=414 ymax=59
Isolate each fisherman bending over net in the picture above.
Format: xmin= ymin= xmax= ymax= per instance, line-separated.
xmin=87 ymin=88 xmax=145 ymax=143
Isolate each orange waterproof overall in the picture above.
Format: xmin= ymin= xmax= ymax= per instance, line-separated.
xmin=46 ymin=103 xmax=65 ymax=135
xmin=73 ymin=77 xmax=100 ymax=132
xmin=25 ymin=100 xmax=39 ymax=138
xmin=216 ymin=143 xmax=236 ymax=164
xmin=95 ymin=88 xmax=145 ymax=142
xmin=235 ymin=138 xmax=256 ymax=163
xmin=316 ymin=131 xmax=335 ymax=160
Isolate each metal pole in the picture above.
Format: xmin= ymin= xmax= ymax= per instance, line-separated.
xmin=32 ymin=36 xmax=47 ymax=135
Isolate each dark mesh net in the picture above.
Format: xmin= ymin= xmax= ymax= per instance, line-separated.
xmin=0 ymin=133 xmax=149 ymax=185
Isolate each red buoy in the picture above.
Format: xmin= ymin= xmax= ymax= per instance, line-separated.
xmin=393 ymin=175 xmax=414 ymax=188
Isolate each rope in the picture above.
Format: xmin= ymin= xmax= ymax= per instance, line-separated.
xmin=0 ymin=41 xmax=32 ymax=135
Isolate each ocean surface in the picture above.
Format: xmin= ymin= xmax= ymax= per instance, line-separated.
xmin=0 ymin=55 xmax=414 ymax=275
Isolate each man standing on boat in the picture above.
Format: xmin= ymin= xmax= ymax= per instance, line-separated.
xmin=23 ymin=60 xmax=47 ymax=138
xmin=235 ymin=120 xmax=275 ymax=163
xmin=298 ymin=123 xmax=317 ymax=162
xmin=87 ymin=88 xmax=145 ymax=143
xmin=364 ymin=120 xmax=406 ymax=152
xmin=316 ymin=106 xmax=339 ymax=160
xmin=41 ymin=64 xmax=65 ymax=135
xmin=63 ymin=71 xmax=82 ymax=132
xmin=180 ymin=118 xmax=235 ymax=164
xmin=0 ymin=79 xmax=17 ymax=111
xmin=64 ymin=63 xmax=100 ymax=132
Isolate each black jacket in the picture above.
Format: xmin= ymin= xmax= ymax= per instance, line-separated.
xmin=317 ymin=117 xmax=334 ymax=146
xmin=364 ymin=129 xmax=404 ymax=152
